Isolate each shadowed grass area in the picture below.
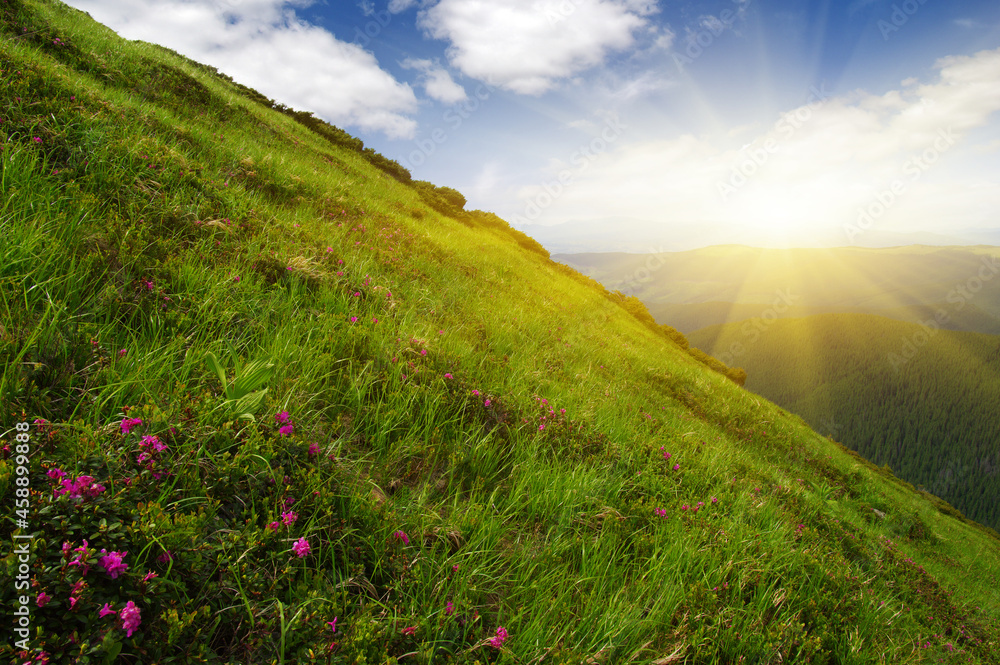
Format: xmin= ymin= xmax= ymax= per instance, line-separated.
xmin=1 ymin=0 xmax=1000 ymax=663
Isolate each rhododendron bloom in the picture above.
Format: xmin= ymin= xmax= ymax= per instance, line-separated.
xmin=281 ymin=510 xmax=298 ymax=526
xmin=292 ymin=537 xmax=311 ymax=558
xmin=36 ymin=592 xmax=51 ymax=607
xmin=278 ymin=424 xmax=294 ymax=436
xmin=489 ymin=626 xmax=508 ymax=648
xmin=99 ymin=550 xmax=129 ymax=579
xmin=120 ymin=601 xmax=141 ymax=636
xmin=275 ymin=411 xmax=290 ymax=424
xmin=120 ymin=417 xmax=143 ymax=434
xmin=99 ymin=603 xmax=117 ymax=618
xmin=393 ymin=530 xmax=409 ymax=545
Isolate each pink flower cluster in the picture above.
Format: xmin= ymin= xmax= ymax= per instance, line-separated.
xmin=489 ymin=626 xmax=508 ymax=648
xmin=292 ymin=537 xmax=311 ymax=558
xmin=120 ymin=417 xmax=143 ymax=434
xmin=98 ymin=549 xmax=129 ymax=579
xmin=275 ymin=411 xmax=294 ymax=436
xmin=52 ymin=473 xmax=105 ymax=500
xmin=393 ymin=530 xmax=410 ymax=545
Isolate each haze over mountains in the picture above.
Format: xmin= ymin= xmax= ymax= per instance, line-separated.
xmin=561 ymin=245 xmax=1000 ymax=531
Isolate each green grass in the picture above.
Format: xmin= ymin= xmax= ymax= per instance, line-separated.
xmin=2 ymin=0 xmax=1000 ymax=663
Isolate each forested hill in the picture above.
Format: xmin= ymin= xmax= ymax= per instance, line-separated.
xmin=690 ymin=313 xmax=1000 ymax=531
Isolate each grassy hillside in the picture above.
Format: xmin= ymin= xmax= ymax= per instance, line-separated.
xmin=689 ymin=313 xmax=1000 ymax=532
xmin=2 ymin=1 xmax=1000 ymax=663
xmin=556 ymin=246 xmax=1000 ymax=334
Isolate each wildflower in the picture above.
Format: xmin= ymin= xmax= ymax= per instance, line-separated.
xmin=350 ymin=316 xmax=357 ymax=323
xmin=452 ymin=564 xmax=459 ymax=572
xmin=484 ymin=399 xmax=491 ymax=407
xmin=446 ymin=601 xmax=454 ymax=616
xmin=281 ymin=511 xmax=298 ymax=526
xmin=279 ymin=424 xmax=294 ymax=436
xmin=36 ymin=592 xmax=51 ymax=608
xmin=118 ymin=348 xmax=127 ymax=358
xmin=142 ymin=571 xmax=158 ymax=582
xmin=308 ymin=443 xmax=319 ymax=457
xmin=32 ymin=136 xmax=42 ymax=143
xmin=372 ymin=317 xmax=378 ymax=323
xmin=444 ymin=373 xmax=453 ymax=379
xmin=69 ymin=596 xmax=79 ymax=609
xmin=267 ymin=521 xmax=280 ymax=531
xmin=419 ymin=349 xmax=427 ymax=356
xmin=157 ymin=550 xmax=173 ymax=564
xmin=120 ymin=417 xmax=143 ymax=434
xmin=327 ymin=617 xmax=337 ymax=633
xmin=663 ymin=451 xmax=672 ymax=460
xmin=119 ymin=601 xmax=141 ymax=637
xmin=99 ymin=549 xmax=129 ymax=579
xmin=489 ymin=626 xmax=508 ymax=648
xmin=673 ymin=464 xmax=680 ymax=471
xmin=711 ymin=496 xmax=718 ymax=504
xmin=275 ymin=411 xmax=290 ymax=424
xmin=99 ymin=603 xmax=117 ymax=618
xmin=681 ymin=505 xmax=689 ymax=511
xmin=472 ymin=390 xmax=480 ymax=396
xmin=47 ymin=468 xmax=67 ymax=481
xmin=401 ymin=626 xmax=417 ymax=636
xmin=292 ymin=537 xmax=311 ymax=558
xmin=393 ymin=530 xmax=410 ymax=545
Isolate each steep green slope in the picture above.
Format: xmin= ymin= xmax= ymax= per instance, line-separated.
xmin=689 ymin=313 xmax=1000 ymax=531
xmin=2 ymin=1 xmax=1000 ymax=663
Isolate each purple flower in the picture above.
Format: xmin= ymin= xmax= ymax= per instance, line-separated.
xmin=393 ymin=530 xmax=410 ymax=545
xmin=278 ymin=424 xmax=294 ymax=436
xmin=489 ymin=626 xmax=508 ymax=648
xmin=267 ymin=521 xmax=280 ymax=531
xmin=120 ymin=601 xmax=141 ymax=637
xmin=120 ymin=417 xmax=143 ymax=434
xmin=32 ymin=136 xmax=42 ymax=143
xmin=47 ymin=468 xmax=67 ymax=481
xmin=292 ymin=537 xmax=311 ymax=558
xmin=711 ymin=496 xmax=718 ymax=504
xmin=156 ymin=550 xmax=172 ymax=564
xmin=98 ymin=549 xmax=129 ymax=579
xmin=308 ymin=443 xmax=319 ymax=457
xmin=673 ymin=464 xmax=680 ymax=471
xmin=444 ymin=373 xmax=453 ymax=379
xmin=275 ymin=411 xmax=290 ymax=424
xmin=281 ymin=510 xmax=298 ymax=526
xmin=36 ymin=592 xmax=51 ymax=608
xmin=327 ymin=617 xmax=337 ymax=633
xmin=446 ymin=600 xmax=454 ymax=616
xmin=99 ymin=603 xmax=117 ymax=618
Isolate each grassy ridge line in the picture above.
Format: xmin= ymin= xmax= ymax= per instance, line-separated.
xmin=1 ymin=0 xmax=999 ymax=663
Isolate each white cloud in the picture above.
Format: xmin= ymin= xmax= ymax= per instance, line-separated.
xmin=506 ymin=47 xmax=1000 ymax=241
xmin=63 ymin=0 xmax=419 ymax=138
xmin=417 ymin=0 xmax=656 ymax=94
xmin=401 ymin=58 xmax=468 ymax=104
xmin=389 ymin=0 xmax=418 ymax=12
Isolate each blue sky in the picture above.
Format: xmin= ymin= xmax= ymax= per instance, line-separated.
xmin=65 ymin=0 xmax=1000 ymax=250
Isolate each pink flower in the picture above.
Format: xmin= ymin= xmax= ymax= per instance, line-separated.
xmin=36 ymin=592 xmax=51 ymax=608
xmin=350 ymin=316 xmax=357 ymax=323
xmin=32 ymin=136 xmax=42 ymax=143
xmin=393 ymin=530 xmax=410 ymax=545
xmin=452 ymin=564 xmax=459 ymax=572
xmin=489 ymin=626 xmax=508 ymax=648
xmin=327 ymin=617 xmax=337 ymax=633
xmin=118 ymin=348 xmax=127 ymax=358
xmin=120 ymin=417 xmax=143 ymax=434
xmin=444 ymin=373 xmax=453 ymax=379
xmin=267 ymin=521 xmax=280 ymax=531
xmin=401 ymin=626 xmax=417 ymax=636
xmin=69 ymin=596 xmax=79 ymax=609
xmin=308 ymin=443 xmax=319 ymax=457
xmin=278 ymin=424 xmax=294 ymax=436
xmin=275 ymin=411 xmax=290 ymax=424
xmin=711 ymin=496 xmax=718 ymax=504
xmin=157 ymin=550 xmax=173 ymax=564
xmin=99 ymin=549 xmax=129 ymax=579
xmin=292 ymin=537 xmax=311 ymax=558
xmin=141 ymin=435 xmax=168 ymax=452
xmin=142 ymin=571 xmax=158 ymax=582
xmin=484 ymin=399 xmax=491 ymax=407
xmin=281 ymin=510 xmax=298 ymax=526
xmin=419 ymin=349 xmax=427 ymax=356
xmin=99 ymin=603 xmax=117 ymax=618
xmin=47 ymin=468 xmax=67 ymax=481
xmin=446 ymin=601 xmax=454 ymax=616
xmin=120 ymin=601 xmax=141 ymax=637
xmin=673 ymin=464 xmax=680 ymax=471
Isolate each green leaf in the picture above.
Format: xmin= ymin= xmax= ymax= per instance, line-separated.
xmin=232 ymin=360 xmax=274 ymax=399
xmin=204 ymin=352 xmax=229 ymax=394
